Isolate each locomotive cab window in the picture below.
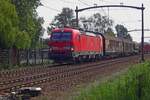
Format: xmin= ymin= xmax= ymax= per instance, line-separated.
xmin=51 ymin=32 xmax=72 ymax=41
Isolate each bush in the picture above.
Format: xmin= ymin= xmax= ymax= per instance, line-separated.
xmin=75 ymin=62 xmax=150 ymax=100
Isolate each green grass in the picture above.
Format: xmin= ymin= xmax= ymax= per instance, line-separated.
xmin=74 ymin=62 xmax=150 ymax=100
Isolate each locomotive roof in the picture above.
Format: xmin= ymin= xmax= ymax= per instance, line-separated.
xmin=52 ymin=27 xmax=100 ymax=37
xmin=52 ymin=27 xmax=78 ymax=32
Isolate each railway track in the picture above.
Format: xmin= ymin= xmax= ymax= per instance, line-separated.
xmin=0 ymin=63 xmax=64 ymax=79
xmin=0 ymin=55 xmax=140 ymax=95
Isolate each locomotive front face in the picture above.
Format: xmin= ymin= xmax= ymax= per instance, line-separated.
xmin=49 ymin=31 xmax=74 ymax=61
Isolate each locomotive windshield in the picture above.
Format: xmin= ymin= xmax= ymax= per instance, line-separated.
xmin=51 ymin=32 xmax=72 ymax=41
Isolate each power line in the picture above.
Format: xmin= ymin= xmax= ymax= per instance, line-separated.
xmin=101 ymin=8 xmax=107 ymax=16
xmin=99 ymin=0 xmax=114 ymax=4
xmin=78 ymin=0 xmax=91 ymax=6
xmin=61 ymin=0 xmax=73 ymax=4
xmin=78 ymin=0 xmax=107 ymax=16
xmin=41 ymin=0 xmax=61 ymax=12
xmin=42 ymin=5 xmax=61 ymax=12
xmin=92 ymin=3 xmax=108 ymax=17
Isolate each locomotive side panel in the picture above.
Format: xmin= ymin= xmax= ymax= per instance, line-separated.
xmin=72 ymin=30 xmax=81 ymax=53
xmin=77 ymin=33 xmax=103 ymax=58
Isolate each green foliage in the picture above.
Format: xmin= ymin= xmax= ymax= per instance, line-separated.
xmin=80 ymin=13 xmax=114 ymax=34
xmin=11 ymin=0 xmax=44 ymax=48
xmin=47 ymin=26 xmax=53 ymax=35
xmin=32 ymin=17 xmax=45 ymax=47
xmin=0 ymin=0 xmax=18 ymax=48
xmin=74 ymin=62 xmax=150 ymax=100
xmin=0 ymin=0 xmax=43 ymax=49
xmin=14 ymin=31 xmax=31 ymax=49
xmin=115 ymin=24 xmax=132 ymax=40
xmin=55 ymin=7 xmax=74 ymax=27
xmin=105 ymin=27 xmax=115 ymax=37
xmin=47 ymin=8 xmax=114 ymax=36
xmin=47 ymin=7 xmax=75 ymax=34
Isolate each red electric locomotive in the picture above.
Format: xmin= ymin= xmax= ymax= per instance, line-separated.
xmin=48 ymin=28 xmax=104 ymax=62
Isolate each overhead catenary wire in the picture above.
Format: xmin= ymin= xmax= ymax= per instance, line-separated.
xmin=78 ymin=0 xmax=107 ymax=16
xmin=98 ymin=0 xmax=111 ymax=18
xmin=58 ymin=0 xmax=77 ymax=10
xmin=99 ymin=0 xmax=115 ymax=4
xmin=61 ymin=0 xmax=73 ymax=4
xmin=78 ymin=0 xmax=91 ymax=6
xmin=40 ymin=0 xmax=61 ymax=12
xmin=92 ymin=1 xmax=109 ymax=18
xmin=42 ymin=5 xmax=61 ymax=12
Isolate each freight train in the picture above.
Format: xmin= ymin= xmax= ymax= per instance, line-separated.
xmin=48 ymin=27 xmax=139 ymax=63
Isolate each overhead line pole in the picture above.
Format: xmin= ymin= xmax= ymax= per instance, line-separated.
xmin=76 ymin=6 xmax=79 ymax=28
xmin=141 ymin=4 xmax=144 ymax=62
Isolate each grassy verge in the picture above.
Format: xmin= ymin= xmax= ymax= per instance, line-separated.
xmin=74 ymin=62 xmax=150 ymax=100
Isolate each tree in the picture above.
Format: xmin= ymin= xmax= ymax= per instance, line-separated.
xmin=0 ymin=0 xmax=18 ymax=48
xmin=32 ymin=17 xmax=45 ymax=48
xmin=105 ymin=27 xmax=115 ymax=37
xmin=79 ymin=13 xmax=114 ymax=34
xmin=79 ymin=17 xmax=93 ymax=31
xmin=47 ymin=21 xmax=56 ymax=35
xmin=126 ymin=34 xmax=132 ymax=41
xmin=11 ymin=0 xmax=44 ymax=48
xmin=14 ymin=31 xmax=31 ymax=49
xmin=115 ymin=24 xmax=127 ymax=38
xmin=115 ymin=24 xmax=132 ymax=40
xmin=47 ymin=7 xmax=75 ymax=34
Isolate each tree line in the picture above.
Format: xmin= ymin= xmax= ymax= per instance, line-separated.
xmin=0 ymin=0 xmax=44 ymax=49
xmin=47 ymin=7 xmax=132 ymax=40
xmin=0 ymin=2 xmax=132 ymax=49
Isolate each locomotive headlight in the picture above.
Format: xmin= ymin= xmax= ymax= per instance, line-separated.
xmin=49 ymin=47 xmax=52 ymax=52
xmin=71 ymin=47 xmax=74 ymax=51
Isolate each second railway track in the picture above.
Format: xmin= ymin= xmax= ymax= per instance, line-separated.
xmin=0 ymin=55 xmax=141 ymax=95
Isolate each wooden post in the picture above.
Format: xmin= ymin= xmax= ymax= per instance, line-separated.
xmin=27 ymin=49 xmax=29 ymax=65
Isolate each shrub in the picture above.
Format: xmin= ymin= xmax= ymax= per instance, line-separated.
xmin=75 ymin=62 xmax=150 ymax=100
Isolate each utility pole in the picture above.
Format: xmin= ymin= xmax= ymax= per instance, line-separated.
xmin=75 ymin=6 xmax=79 ymax=27
xmin=141 ymin=4 xmax=145 ymax=62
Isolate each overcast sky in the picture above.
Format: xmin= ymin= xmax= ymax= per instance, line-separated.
xmin=37 ymin=0 xmax=150 ymax=42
